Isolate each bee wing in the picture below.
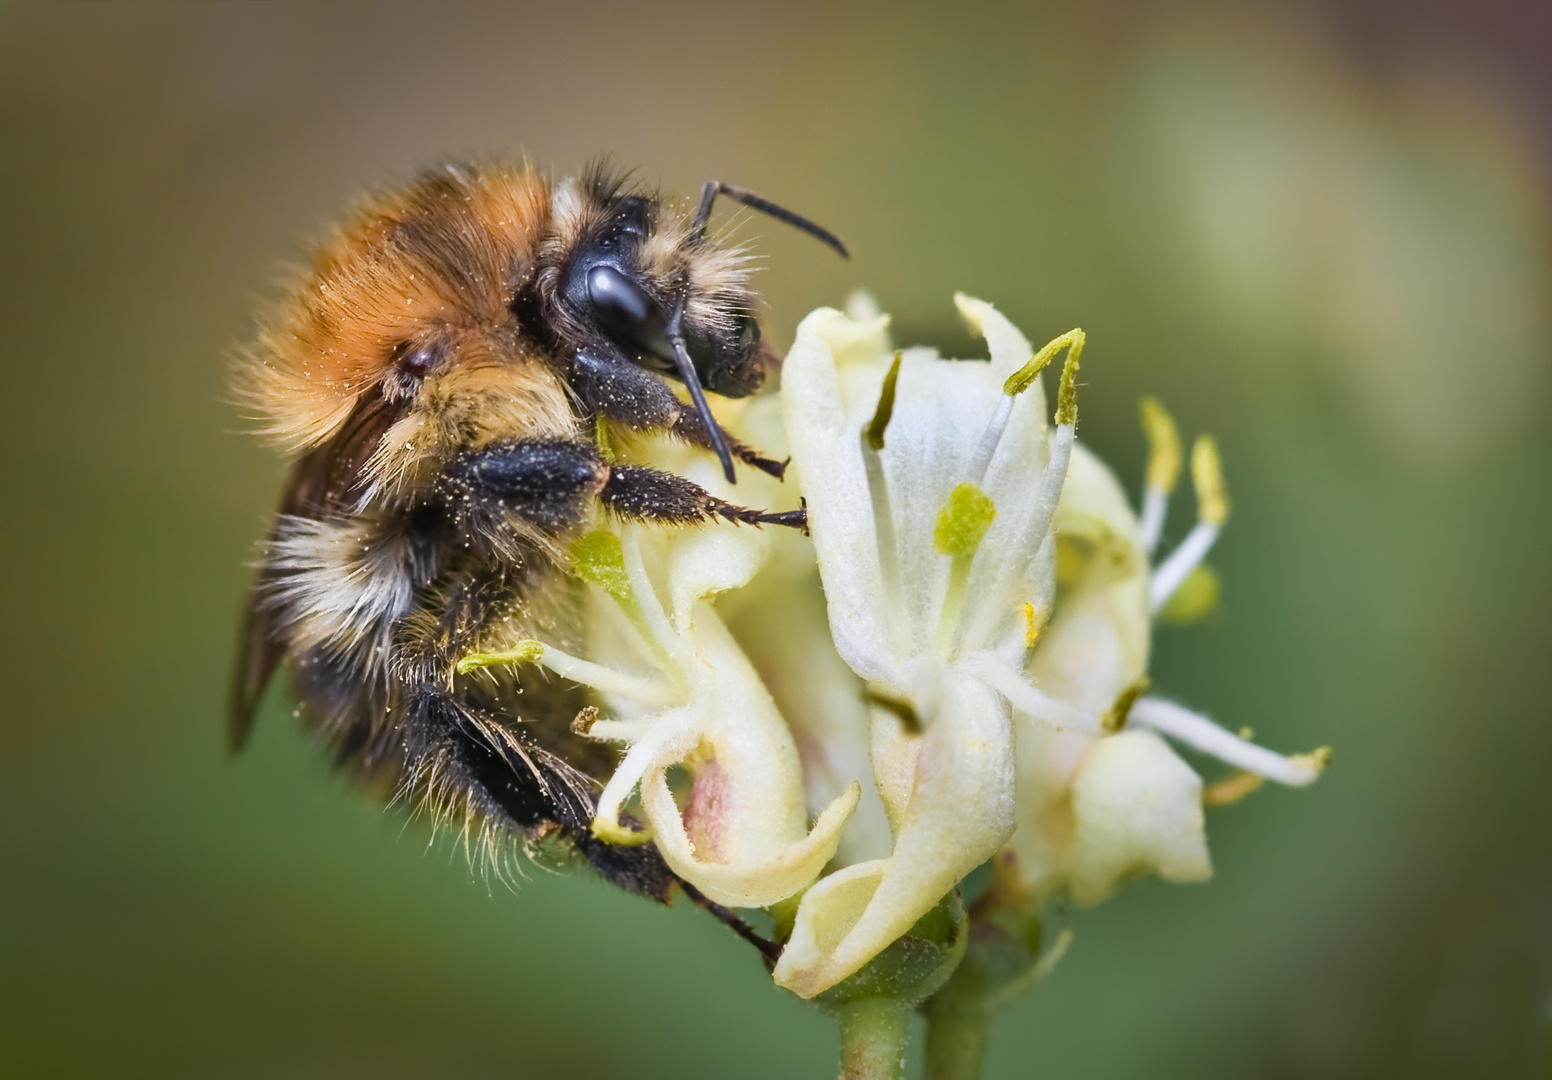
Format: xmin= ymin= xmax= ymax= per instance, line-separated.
xmin=228 ymin=395 xmax=401 ymax=751
xmin=229 ymin=563 xmax=287 ymax=752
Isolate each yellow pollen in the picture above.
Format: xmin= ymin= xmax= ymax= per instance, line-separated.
xmin=1055 ymin=330 xmax=1085 ymax=427
xmin=455 ymin=638 xmax=545 ymax=675
xmin=590 ymin=815 xmax=657 ymax=846
xmin=1002 ymin=328 xmax=1083 ymax=398
xmin=1023 ymin=602 xmax=1048 ymax=649
xmin=1290 ymin=746 xmax=1333 ymax=776
xmin=1139 ymin=396 xmax=1183 ymax=494
xmin=1203 ymin=771 xmax=1264 ymax=807
xmin=1192 ymin=435 xmax=1229 ymax=526
xmin=933 ymin=482 xmax=997 ymax=556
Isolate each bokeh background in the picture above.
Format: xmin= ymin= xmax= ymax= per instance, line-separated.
xmin=3 ymin=1 xmax=1550 ymax=1076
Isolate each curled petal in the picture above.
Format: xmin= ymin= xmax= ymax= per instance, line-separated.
xmin=772 ymin=860 xmax=889 ymax=991
xmin=727 ymin=572 xmax=896 ymax=867
xmin=645 ymin=770 xmax=860 ymax=909
xmin=591 ymin=707 xmax=697 ymax=845
xmin=1066 ymin=729 xmax=1212 ymax=905
xmin=775 ymin=673 xmax=1014 ymax=998
xmin=630 ymin=608 xmax=859 ymax=908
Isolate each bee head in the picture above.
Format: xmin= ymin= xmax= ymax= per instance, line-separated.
xmin=531 ymin=171 xmax=846 ymax=480
xmin=547 ymin=183 xmax=771 ymax=400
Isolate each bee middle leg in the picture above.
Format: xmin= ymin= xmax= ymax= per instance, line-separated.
xmin=571 ymin=349 xmax=786 ymax=478
xmin=437 ymin=438 xmax=805 ymax=534
xmin=600 ymin=464 xmax=805 ymax=529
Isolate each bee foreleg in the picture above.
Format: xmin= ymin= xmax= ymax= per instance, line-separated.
xmin=572 ymin=349 xmax=786 ymax=479
xmin=600 ymin=464 xmax=806 ymax=530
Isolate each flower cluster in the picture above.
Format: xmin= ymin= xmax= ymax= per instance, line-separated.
xmin=464 ymin=294 xmax=1325 ymax=1005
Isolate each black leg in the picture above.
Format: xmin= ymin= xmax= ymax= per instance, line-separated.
xmin=601 ymin=464 xmax=805 ymax=529
xmin=572 ymin=349 xmax=787 ymax=479
xmin=436 ymin=435 xmax=804 ymax=542
xmin=435 ymin=438 xmax=609 ymax=536
xmin=572 ymin=348 xmax=686 ymax=433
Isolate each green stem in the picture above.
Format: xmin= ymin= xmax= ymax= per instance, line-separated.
xmin=837 ymin=997 xmax=911 ymax=1080
xmin=922 ymin=997 xmax=991 ymax=1080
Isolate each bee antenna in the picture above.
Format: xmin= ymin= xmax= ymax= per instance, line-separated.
xmin=665 ymin=295 xmax=739 ymax=484
xmin=690 ymin=180 xmax=849 ymax=259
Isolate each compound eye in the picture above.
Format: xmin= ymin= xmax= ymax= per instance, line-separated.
xmin=587 ymin=264 xmax=670 ymax=360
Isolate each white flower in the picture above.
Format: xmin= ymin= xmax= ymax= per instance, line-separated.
xmin=457 ymin=293 xmax=1326 ymax=1006
xmin=460 ymin=454 xmax=859 ymax=910
xmin=1006 ymin=396 xmax=1328 ymax=906
xmin=770 ymin=295 xmax=1086 ymax=998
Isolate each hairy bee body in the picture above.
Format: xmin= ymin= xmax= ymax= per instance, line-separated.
xmin=233 ymin=162 xmax=833 ymax=909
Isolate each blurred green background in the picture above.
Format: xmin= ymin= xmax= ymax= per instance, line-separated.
xmin=3 ymin=1 xmax=1550 ymax=1076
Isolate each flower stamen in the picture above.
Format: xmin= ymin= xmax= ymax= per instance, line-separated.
xmin=1128 ymin=696 xmax=1328 ymax=786
xmin=863 ymin=352 xmax=906 ymax=619
xmin=455 ymin=639 xmax=681 ymax=706
xmin=1150 ymin=435 xmax=1228 ymax=612
xmin=966 ymin=329 xmax=1084 ymax=485
xmin=1137 ymin=396 xmax=1183 ymax=555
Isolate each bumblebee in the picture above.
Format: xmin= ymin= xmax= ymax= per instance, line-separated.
xmin=231 ymin=162 xmax=844 ymax=948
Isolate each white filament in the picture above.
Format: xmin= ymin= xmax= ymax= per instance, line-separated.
xmin=1149 ymin=521 xmax=1219 ymax=612
xmin=1128 ymin=697 xmax=1321 ymax=786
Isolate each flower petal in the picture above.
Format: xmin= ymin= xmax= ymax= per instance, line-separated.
xmin=781 ymin=308 xmax=903 ymax=685
xmin=645 ymin=767 xmax=860 ymax=909
xmin=726 ymin=571 xmax=896 ymax=868
xmin=953 ymin=292 xmax=1041 ymax=396
xmin=876 ymin=352 xmax=1008 ymax=654
xmin=774 ymin=672 xmax=1014 ymax=997
xmin=1024 ymin=444 xmax=1151 ymax=713
xmin=1065 ymin=729 xmax=1212 ymax=905
xmin=633 ymin=604 xmax=860 ymax=908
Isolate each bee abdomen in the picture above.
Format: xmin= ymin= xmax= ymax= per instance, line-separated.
xmin=398 ymin=683 xmax=678 ymax=902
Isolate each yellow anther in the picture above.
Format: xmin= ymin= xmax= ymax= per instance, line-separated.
xmin=570 ymin=705 xmax=600 ymax=736
xmin=1290 ymin=746 xmax=1333 ymax=777
xmin=1203 ymin=771 xmax=1264 ymax=807
xmin=455 ymin=639 xmax=546 ymax=675
xmin=1101 ymin=677 xmax=1150 ymax=734
xmin=590 ymin=814 xmax=657 ymax=846
xmin=1157 ymin=564 xmax=1221 ymax=625
xmin=1054 ymin=330 xmax=1085 ymax=426
xmin=934 ymin=483 xmax=997 ymax=652
xmin=1022 ymin=602 xmax=1049 ymax=650
xmin=1237 ymin=726 xmax=1255 ymax=740
xmin=1002 ymin=328 xmax=1084 ymax=398
xmin=1139 ymin=397 xmax=1183 ymax=494
xmin=866 ymin=351 xmax=903 ymax=451
xmin=1191 ymin=435 xmax=1229 ymax=527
